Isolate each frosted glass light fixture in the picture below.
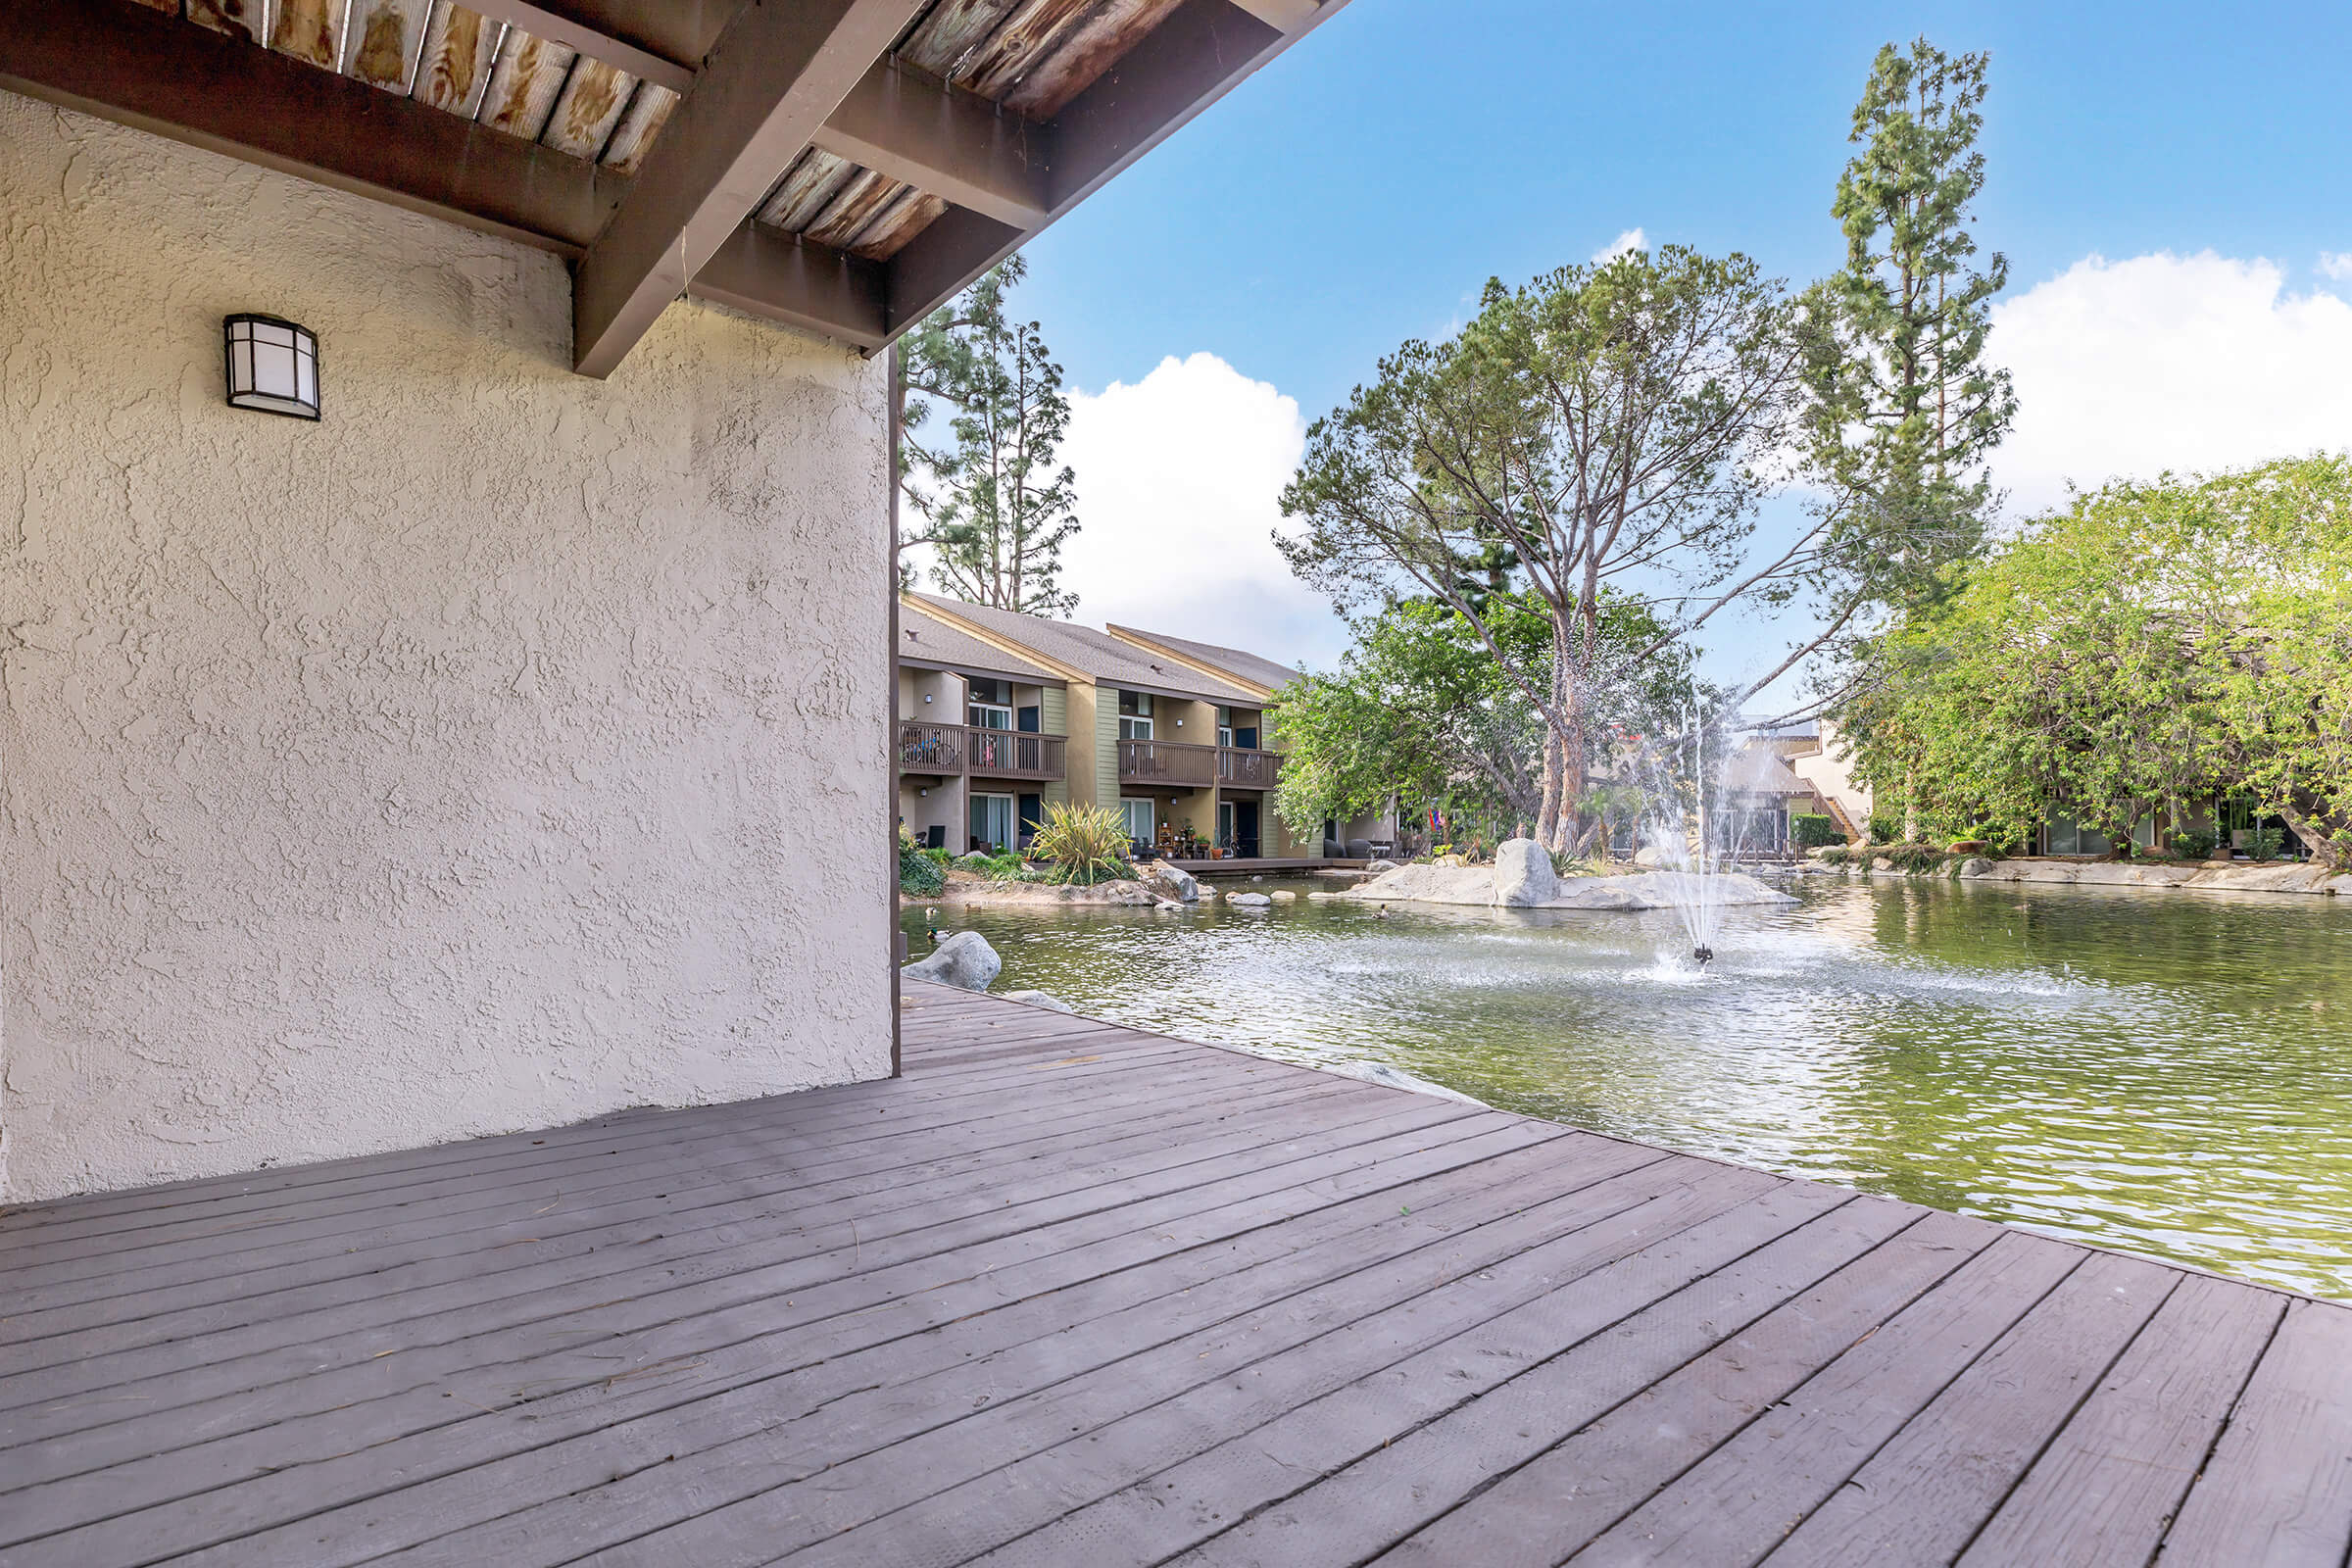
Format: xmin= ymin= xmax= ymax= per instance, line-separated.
xmin=223 ymin=315 xmax=319 ymax=419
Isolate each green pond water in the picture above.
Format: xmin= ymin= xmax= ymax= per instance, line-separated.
xmin=905 ymin=876 xmax=2352 ymax=1299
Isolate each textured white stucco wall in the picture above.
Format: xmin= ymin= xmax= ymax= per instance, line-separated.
xmin=0 ymin=93 xmax=894 ymax=1200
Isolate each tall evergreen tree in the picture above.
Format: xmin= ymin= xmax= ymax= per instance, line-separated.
xmin=1806 ymin=37 xmax=2017 ymax=606
xmin=898 ymin=255 xmax=1081 ymax=615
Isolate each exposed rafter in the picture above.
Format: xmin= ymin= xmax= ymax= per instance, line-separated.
xmin=878 ymin=0 xmax=1317 ymax=335
xmin=812 ymin=61 xmax=1049 ymax=230
xmin=463 ymin=0 xmax=696 ymax=93
xmin=570 ymin=0 xmax=924 ymax=376
xmin=1 ymin=0 xmax=1357 ymax=372
xmin=0 ymin=0 xmax=628 ymax=253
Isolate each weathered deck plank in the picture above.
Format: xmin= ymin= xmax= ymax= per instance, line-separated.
xmin=0 ymin=980 xmax=2343 ymax=1567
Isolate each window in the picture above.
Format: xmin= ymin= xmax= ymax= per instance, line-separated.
xmin=1118 ymin=690 xmax=1153 ymax=742
xmin=965 ymin=676 xmax=1011 ymax=731
xmin=1118 ymin=798 xmax=1153 ymax=843
xmin=1216 ymin=706 xmax=1234 ymax=749
xmin=969 ymin=793 xmax=1015 ymax=853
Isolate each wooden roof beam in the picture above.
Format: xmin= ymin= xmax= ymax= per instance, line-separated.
xmin=1225 ymin=0 xmax=1329 ymax=32
xmin=570 ymin=0 xmax=925 ymax=376
xmin=813 ymin=60 xmax=1050 ymax=230
xmin=880 ymin=0 xmax=1348 ymax=335
xmin=687 ymin=221 xmax=889 ymax=350
xmin=463 ymin=0 xmax=696 ymax=93
xmin=0 ymin=0 xmax=626 ymax=254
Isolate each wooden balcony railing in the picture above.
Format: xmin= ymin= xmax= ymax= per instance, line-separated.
xmin=966 ymin=728 xmax=1064 ymax=781
xmin=1217 ymin=747 xmax=1283 ymax=789
xmin=1117 ymin=738 xmax=1218 ymax=787
xmin=899 ymin=723 xmax=1064 ymax=783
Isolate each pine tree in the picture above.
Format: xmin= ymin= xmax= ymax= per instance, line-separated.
xmin=897 ymin=256 xmax=1082 ymax=616
xmin=1807 ymin=37 xmax=2017 ymax=602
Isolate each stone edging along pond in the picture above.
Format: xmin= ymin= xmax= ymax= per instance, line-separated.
xmin=1914 ymin=858 xmax=2352 ymax=896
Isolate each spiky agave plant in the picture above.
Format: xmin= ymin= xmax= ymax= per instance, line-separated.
xmin=1028 ymin=802 xmax=1137 ymax=886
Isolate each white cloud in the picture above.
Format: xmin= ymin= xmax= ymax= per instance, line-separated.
xmin=1051 ymin=353 xmax=1345 ymax=673
xmin=1593 ymin=226 xmax=1646 ymax=265
xmin=2320 ymin=252 xmax=2352 ymax=281
xmin=1989 ymin=251 xmax=2352 ymax=514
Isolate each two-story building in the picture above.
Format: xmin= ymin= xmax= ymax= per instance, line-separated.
xmin=901 ymin=595 xmax=1318 ymax=861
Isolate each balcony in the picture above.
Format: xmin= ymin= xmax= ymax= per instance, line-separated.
xmin=1115 ymin=740 xmax=1286 ymax=790
xmin=1217 ymin=747 xmax=1283 ymax=790
xmin=898 ymin=723 xmax=1065 ymax=783
xmin=1117 ymin=738 xmax=1218 ymax=787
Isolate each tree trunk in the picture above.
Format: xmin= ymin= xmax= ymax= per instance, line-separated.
xmin=2279 ymin=797 xmax=2347 ymax=868
xmin=1535 ymin=730 xmax=1563 ymax=848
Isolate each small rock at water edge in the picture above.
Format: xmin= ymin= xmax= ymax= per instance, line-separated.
xmin=1226 ymin=892 xmax=1273 ymax=907
xmin=1140 ymin=861 xmax=1200 ymax=903
xmin=901 ymin=930 xmax=1001 ymax=992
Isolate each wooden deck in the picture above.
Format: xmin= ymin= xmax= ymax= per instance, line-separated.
xmin=3 ymin=984 xmax=2348 ymax=1567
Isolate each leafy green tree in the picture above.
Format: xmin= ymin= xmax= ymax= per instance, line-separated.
xmin=1804 ymin=37 xmax=2017 ymax=609
xmin=1841 ymin=456 xmax=2352 ymax=863
xmin=1272 ymin=593 xmax=1698 ymax=852
xmin=898 ymin=256 xmax=1081 ymax=615
xmin=1279 ymin=246 xmax=1813 ymax=852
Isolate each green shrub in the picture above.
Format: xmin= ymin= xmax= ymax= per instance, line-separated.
xmin=1881 ymin=842 xmax=1951 ymax=875
xmin=1812 ymin=845 xmax=1852 ymax=865
xmin=2246 ymin=826 xmax=2285 ymax=861
xmin=898 ymin=831 xmax=945 ymax=897
xmin=2170 ymin=828 xmax=2218 ymax=859
xmin=1791 ymin=812 xmax=1840 ymax=849
xmin=1028 ymin=802 xmax=1136 ymax=886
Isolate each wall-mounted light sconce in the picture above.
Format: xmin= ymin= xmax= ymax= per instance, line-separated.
xmin=918 ymin=787 xmax=929 ymax=797
xmin=923 ymin=693 xmax=933 ymax=703
xmin=1175 ymin=717 xmax=1184 ymax=727
xmin=223 ymin=314 xmax=319 ymax=420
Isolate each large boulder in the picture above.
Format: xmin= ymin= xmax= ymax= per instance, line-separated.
xmin=901 ymin=930 xmax=1001 ymax=992
xmin=1956 ymin=857 xmax=1995 ymax=879
xmin=1140 ymin=860 xmax=1200 ymax=903
xmin=1492 ymin=837 xmax=1560 ymax=906
xmin=1226 ymin=891 xmax=1272 ymax=907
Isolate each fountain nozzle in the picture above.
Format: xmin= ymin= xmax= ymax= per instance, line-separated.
xmin=1691 ymin=945 xmax=1714 ymax=965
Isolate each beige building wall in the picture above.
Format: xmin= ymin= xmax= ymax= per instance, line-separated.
xmin=0 ymin=97 xmax=894 ymax=1200
xmin=1788 ymin=719 xmax=1875 ymax=843
xmin=1039 ymin=686 xmax=1071 ymax=808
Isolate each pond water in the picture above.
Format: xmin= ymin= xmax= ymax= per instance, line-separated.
xmin=904 ymin=876 xmax=2352 ymax=1299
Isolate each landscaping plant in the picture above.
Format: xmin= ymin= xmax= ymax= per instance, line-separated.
xmin=1791 ymin=812 xmax=1841 ymax=849
xmin=1028 ymin=802 xmax=1137 ymax=886
xmin=898 ymin=829 xmax=946 ymax=897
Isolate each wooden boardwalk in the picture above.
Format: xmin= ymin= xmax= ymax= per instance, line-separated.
xmin=3 ymin=983 xmax=2348 ymax=1567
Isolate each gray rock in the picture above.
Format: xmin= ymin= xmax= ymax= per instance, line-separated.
xmin=1002 ymin=989 xmax=1073 ymax=1014
xmin=1956 ymin=857 xmax=1995 ymax=879
xmin=1492 ymin=837 xmax=1559 ymax=906
xmin=1872 ymin=856 xmax=1894 ymax=872
xmin=1226 ymin=891 xmax=1272 ymax=907
xmin=1364 ymin=858 xmax=1399 ymax=873
xmin=901 ymin=930 xmax=1001 ymax=992
xmin=1153 ymin=899 xmax=1184 ymax=912
xmin=1139 ymin=860 xmax=1200 ymax=903
xmin=1269 ymin=889 xmax=1298 ymax=903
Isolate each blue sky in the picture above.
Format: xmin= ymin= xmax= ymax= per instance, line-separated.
xmin=907 ymin=1 xmax=2352 ymax=678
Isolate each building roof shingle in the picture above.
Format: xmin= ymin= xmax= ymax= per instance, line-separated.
xmin=909 ymin=595 xmax=1261 ymax=706
xmin=898 ymin=603 xmax=1059 ymax=685
xmin=1105 ymin=625 xmax=1301 ymax=695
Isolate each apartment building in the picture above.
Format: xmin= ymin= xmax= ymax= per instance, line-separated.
xmin=900 ymin=596 xmax=1312 ymax=860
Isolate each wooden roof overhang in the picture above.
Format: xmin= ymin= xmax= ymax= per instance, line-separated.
xmin=0 ymin=0 xmax=1350 ymax=375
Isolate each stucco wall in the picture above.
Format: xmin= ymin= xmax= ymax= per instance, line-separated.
xmin=0 ymin=94 xmax=894 ymax=1200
